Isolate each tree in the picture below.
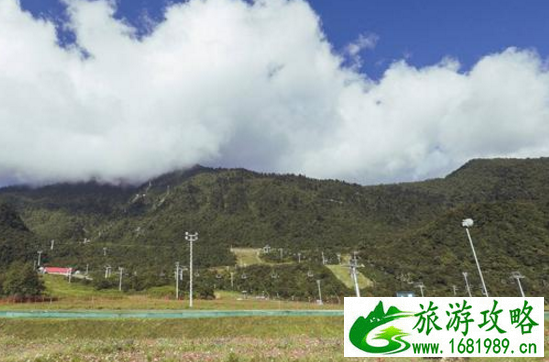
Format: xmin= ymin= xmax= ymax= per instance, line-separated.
xmin=2 ymin=262 xmax=45 ymax=298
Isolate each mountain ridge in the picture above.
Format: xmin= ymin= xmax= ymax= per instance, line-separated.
xmin=0 ymin=157 xmax=547 ymax=296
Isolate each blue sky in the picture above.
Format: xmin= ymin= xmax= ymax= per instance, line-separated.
xmin=2 ymin=0 xmax=549 ymax=185
xmin=19 ymin=0 xmax=549 ymax=78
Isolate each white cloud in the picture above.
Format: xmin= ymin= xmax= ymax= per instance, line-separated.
xmin=0 ymin=0 xmax=548 ymax=186
xmin=344 ymin=33 xmax=379 ymax=68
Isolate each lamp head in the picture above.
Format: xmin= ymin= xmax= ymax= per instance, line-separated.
xmin=462 ymin=218 xmax=474 ymax=228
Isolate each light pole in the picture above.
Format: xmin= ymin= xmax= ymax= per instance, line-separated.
xmin=462 ymin=271 xmax=472 ymax=297
xmin=316 ymin=279 xmax=323 ymax=305
xmin=185 ymin=231 xmax=198 ymax=308
xmin=511 ymin=271 xmax=526 ymax=297
xmin=462 ymin=218 xmax=489 ymax=297
xmin=175 ymin=262 xmax=180 ymax=300
xmin=118 ymin=267 xmax=124 ymax=291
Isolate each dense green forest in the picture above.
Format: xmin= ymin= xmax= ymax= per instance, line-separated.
xmin=0 ymin=158 xmax=547 ymax=297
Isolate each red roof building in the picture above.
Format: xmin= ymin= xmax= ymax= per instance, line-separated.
xmin=43 ymin=267 xmax=72 ymax=275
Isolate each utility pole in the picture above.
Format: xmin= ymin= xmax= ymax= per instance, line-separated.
xmin=511 ymin=271 xmax=526 ymax=297
xmin=279 ymin=248 xmax=283 ymax=260
xmin=316 ymin=279 xmax=323 ymax=305
xmin=297 ymin=252 xmax=301 ymax=264
xmin=185 ymin=232 xmax=198 ymax=308
xmin=175 ymin=262 xmax=180 ymax=300
xmin=85 ymin=264 xmax=89 ymax=275
xmin=68 ymin=268 xmax=72 ymax=283
xmin=103 ymin=247 xmax=107 ymax=256
xmin=50 ymin=240 xmax=55 ymax=250
xmin=462 ymin=272 xmax=472 ymax=297
xmin=37 ymin=251 xmax=43 ymax=267
xmin=321 ymin=251 xmax=326 ymax=265
xmin=452 ymin=285 xmax=458 ymax=296
xmin=230 ymin=272 xmax=234 ymax=289
xmin=462 ymin=219 xmax=489 ymax=297
xmin=118 ymin=267 xmax=124 ymax=291
xmin=336 ymin=253 xmax=341 ymax=265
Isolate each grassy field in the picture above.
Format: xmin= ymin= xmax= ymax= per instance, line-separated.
xmin=0 ymin=275 xmax=341 ymax=311
xmin=0 ymin=318 xmax=546 ymax=362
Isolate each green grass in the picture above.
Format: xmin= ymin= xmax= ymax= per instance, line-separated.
xmin=231 ymin=248 xmax=264 ymax=267
xmin=0 ymin=275 xmax=341 ymax=311
xmin=42 ymin=275 xmax=123 ymax=299
xmin=0 ymin=319 xmax=546 ymax=362
xmin=326 ymin=264 xmax=372 ymax=289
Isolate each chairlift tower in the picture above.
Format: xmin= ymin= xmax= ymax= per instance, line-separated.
xmin=462 ymin=218 xmax=489 ymax=297
xmin=349 ymin=254 xmax=361 ymax=297
xmin=462 ymin=271 xmax=472 ymax=297
xmin=37 ymin=250 xmax=43 ymax=267
xmin=185 ymin=232 xmax=198 ymax=308
xmin=416 ymin=282 xmax=425 ymax=297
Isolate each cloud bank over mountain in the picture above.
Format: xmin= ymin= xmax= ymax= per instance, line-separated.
xmin=1 ymin=0 xmax=548 ymax=185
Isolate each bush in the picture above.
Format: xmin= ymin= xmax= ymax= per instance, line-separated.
xmin=2 ymin=262 xmax=44 ymax=298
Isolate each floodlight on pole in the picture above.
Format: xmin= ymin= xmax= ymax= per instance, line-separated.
xmin=511 ymin=271 xmax=526 ymax=297
xmin=185 ymin=231 xmax=198 ymax=308
xmin=462 ymin=271 xmax=472 ymax=297
xmin=462 ymin=218 xmax=489 ymax=297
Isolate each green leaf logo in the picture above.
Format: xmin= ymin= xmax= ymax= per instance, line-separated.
xmin=349 ymin=301 xmax=413 ymax=354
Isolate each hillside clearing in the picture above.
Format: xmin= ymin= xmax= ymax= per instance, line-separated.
xmin=326 ymin=264 xmax=372 ymax=289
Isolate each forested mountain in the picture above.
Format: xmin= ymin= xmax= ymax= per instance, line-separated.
xmin=0 ymin=203 xmax=38 ymax=270
xmin=0 ymin=158 xmax=548 ymax=296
